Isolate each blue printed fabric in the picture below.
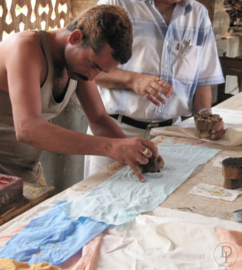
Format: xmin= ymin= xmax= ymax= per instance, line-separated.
xmin=59 ymin=140 xmax=220 ymax=225
xmin=0 ymin=201 xmax=108 ymax=266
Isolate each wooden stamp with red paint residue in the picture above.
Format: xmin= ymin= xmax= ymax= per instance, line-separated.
xmin=0 ymin=174 xmax=23 ymax=207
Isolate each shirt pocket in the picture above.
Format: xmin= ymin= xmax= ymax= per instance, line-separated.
xmin=171 ymin=42 xmax=201 ymax=84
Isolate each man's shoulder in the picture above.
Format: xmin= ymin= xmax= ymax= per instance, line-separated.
xmin=1 ymin=31 xmax=47 ymax=74
xmin=7 ymin=31 xmax=39 ymax=41
xmin=1 ymin=31 xmax=42 ymax=53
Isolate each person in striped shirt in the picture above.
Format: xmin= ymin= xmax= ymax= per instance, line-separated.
xmin=85 ymin=0 xmax=225 ymax=178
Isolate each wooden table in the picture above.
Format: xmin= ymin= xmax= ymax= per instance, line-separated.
xmin=74 ymin=92 xmax=242 ymax=221
xmin=158 ymin=93 xmax=242 ymax=220
xmin=1 ymin=93 xmax=242 ymax=233
xmin=0 ymin=183 xmax=55 ymax=225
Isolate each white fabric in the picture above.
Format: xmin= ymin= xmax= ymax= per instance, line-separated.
xmin=189 ymin=183 xmax=242 ymax=202
xmin=151 ymin=108 xmax=242 ymax=146
xmin=96 ymin=214 xmax=222 ymax=270
xmin=177 ymin=108 xmax=242 ymax=129
xmin=209 ymin=108 xmax=242 ymax=128
xmin=151 ymin=125 xmax=242 ymax=146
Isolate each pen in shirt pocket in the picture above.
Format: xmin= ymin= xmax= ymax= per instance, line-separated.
xmin=182 ymin=39 xmax=191 ymax=56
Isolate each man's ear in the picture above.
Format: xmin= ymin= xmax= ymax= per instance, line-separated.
xmin=68 ymin=29 xmax=84 ymax=45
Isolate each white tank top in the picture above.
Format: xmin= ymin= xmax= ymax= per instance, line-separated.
xmin=0 ymin=30 xmax=78 ymax=183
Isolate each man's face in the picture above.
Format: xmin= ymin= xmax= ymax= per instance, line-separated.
xmin=64 ymin=42 xmax=119 ymax=81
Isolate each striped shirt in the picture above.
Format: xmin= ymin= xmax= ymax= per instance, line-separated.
xmin=97 ymin=0 xmax=225 ymax=120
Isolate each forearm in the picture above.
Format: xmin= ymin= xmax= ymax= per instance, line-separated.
xmin=96 ymin=69 xmax=173 ymax=106
xmin=95 ymin=68 xmax=136 ymax=89
xmin=193 ymin=85 xmax=212 ymax=114
xmin=16 ymin=116 xmax=163 ymax=183
xmin=16 ymin=117 xmax=119 ymax=157
xmin=89 ymin=114 xmax=126 ymax=139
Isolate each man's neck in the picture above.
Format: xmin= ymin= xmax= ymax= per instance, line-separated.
xmin=47 ymin=28 xmax=68 ymax=69
xmin=154 ymin=1 xmax=177 ymax=25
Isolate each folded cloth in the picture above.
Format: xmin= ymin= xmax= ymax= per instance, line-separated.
xmin=0 ymin=201 xmax=108 ymax=266
xmin=151 ymin=126 xmax=242 ymax=146
xmin=0 ymin=259 xmax=60 ymax=270
xmin=189 ymin=183 xmax=242 ymax=201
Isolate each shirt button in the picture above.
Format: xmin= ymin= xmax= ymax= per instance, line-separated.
xmin=149 ymin=1 xmax=152 ymax=4
xmin=165 ymin=64 xmax=168 ymax=68
xmin=166 ymin=41 xmax=169 ymax=46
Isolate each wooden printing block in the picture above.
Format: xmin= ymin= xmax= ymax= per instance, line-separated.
xmin=195 ymin=129 xmax=211 ymax=139
xmin=222 ymin=157 xmax=242 ymax=189
xmin=0 ymin=174 xmax=23 ymax=208
xmin=139 ymin=155 xmax=161 ymax=173
xmin=194 ymin=112 xmax=222 ymax=139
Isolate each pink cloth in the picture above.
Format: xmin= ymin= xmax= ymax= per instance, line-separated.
xmin=60 ymin=233 xmax=103 ymax=270
xmin=0 ymin=225 xmax=26 ymax=248
xmin=216 ymin=227 xmax=242 ymax=270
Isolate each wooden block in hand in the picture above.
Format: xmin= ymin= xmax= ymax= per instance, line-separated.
xmin=139 ymin=155 xmax=161 ymax=173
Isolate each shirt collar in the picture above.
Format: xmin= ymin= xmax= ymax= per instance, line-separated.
xmin=130 ymin=0 xmax=193 ymax=15
xmin=181 ymin=0 xmax=193 ymax=15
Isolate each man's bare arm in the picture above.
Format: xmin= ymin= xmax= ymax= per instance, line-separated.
xmin=5 ymin=36 xmax=114 ymax=156
xmin=193 ymin=85 xmax=212 ymax=114
xmin=95 ymin=69 xmax=174 ymax=106
xmin=76 ymin=79 xmax=127 ymax=139
xmin=76 ymin=79 xmax=162 ymax=182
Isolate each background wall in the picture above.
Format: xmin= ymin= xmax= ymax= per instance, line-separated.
xmin=202 ymin=0 xmax=242 ymax=101
xmin=0 ymin=0 xmax=241 ymax=193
